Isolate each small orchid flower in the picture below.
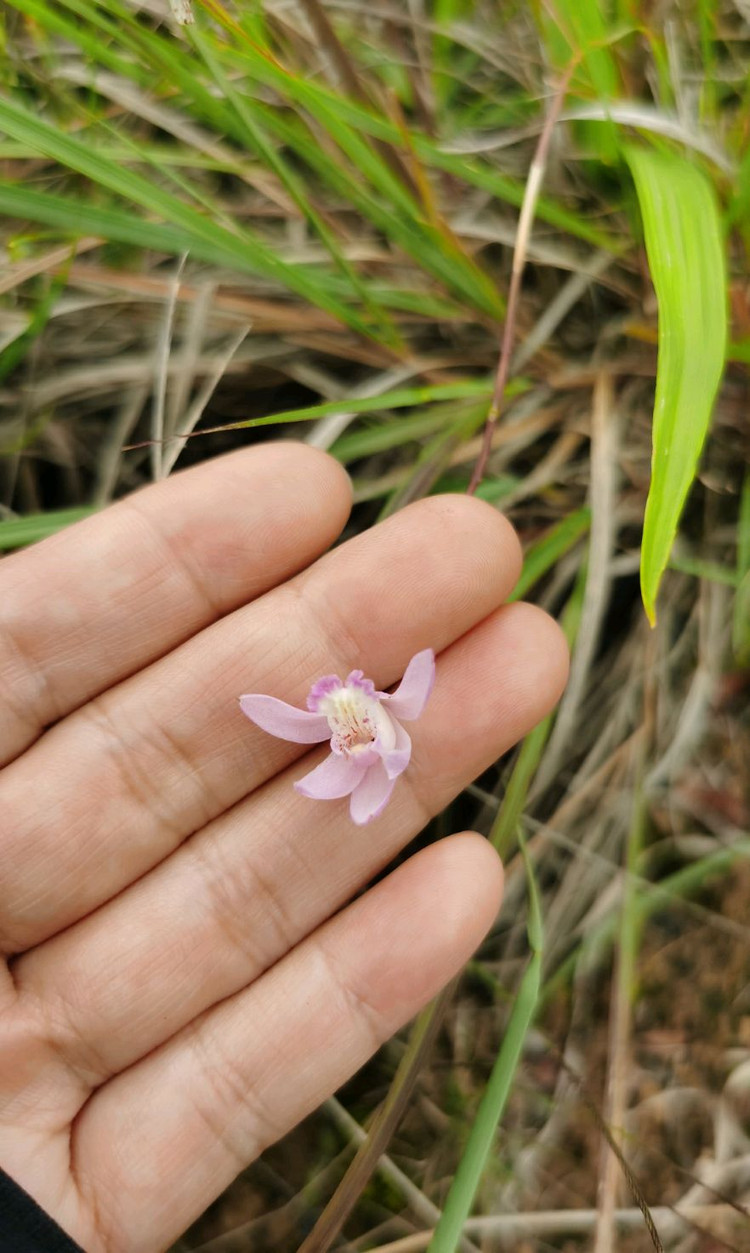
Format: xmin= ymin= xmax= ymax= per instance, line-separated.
xmin=239 ymin=649 xmax=435 ymax=825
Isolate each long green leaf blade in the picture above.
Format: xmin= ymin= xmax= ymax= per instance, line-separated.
xmin=427 ymin=837 xmax=542 ymax=1253
xmin=0 ymin=93 xmax=371 ymax=334
xmin=625 ymin=145 xmax=727 ymax=624
xmin=0 ymin=507 xmax=97 ymax=550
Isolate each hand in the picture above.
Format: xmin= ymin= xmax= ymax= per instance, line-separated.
xmin=0 ymin=444 xmax=567 ymax=1253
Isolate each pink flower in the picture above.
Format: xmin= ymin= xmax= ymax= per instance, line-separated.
xmin=239 ymin=649 xmax=435 ymax=825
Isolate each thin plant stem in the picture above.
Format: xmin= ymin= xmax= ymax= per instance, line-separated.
xmin=467 ymin=63 xmax=576 ymax=495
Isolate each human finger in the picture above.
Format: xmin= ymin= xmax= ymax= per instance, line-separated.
xmin=0 ymin=443 xmax=351 ymax=766
xmin=66 ymin=833 xmax=504 ymax=1253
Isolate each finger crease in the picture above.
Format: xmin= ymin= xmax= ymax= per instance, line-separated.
xmin=81 ymin=697 xmax=201 ymax=847
xmin=19 ymin=987 xmax=108 ymax=1099
xmin=189 ymin=831 xmax=298 ymax=971
xmin=313 ymin=938 xmax=383 ymax=1058
xmin=186 ymin=1022 xmax=284 ymax=1168
xmin=121 ymin=495 xmax=224 ymax=624
xmin=0 ymin=617 xmax=59 ymax=753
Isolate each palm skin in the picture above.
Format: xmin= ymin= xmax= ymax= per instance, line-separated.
xmin=0 ymin=444 xmax=567 ymax=1253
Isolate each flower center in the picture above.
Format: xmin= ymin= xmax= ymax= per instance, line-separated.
xmin=318 ymin=686 xmax=394 ymax=756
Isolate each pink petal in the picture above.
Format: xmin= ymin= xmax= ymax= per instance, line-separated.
xmin=239 ymin=694 xmax=330 ymax=744
xmin=377 ymin=716 xmax=411 ymax=781
xmin=294 ymin=750 xmax=370 ymax=799
xmin=381 ymin=649 xmax=435 ymax=721
xmin=349 ymin=759 xmax=395 ymax=825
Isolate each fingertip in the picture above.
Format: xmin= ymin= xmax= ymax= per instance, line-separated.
xmin=508 ymin=601 xmax=570 ymax=706
xmin=264 ymin=440 xmax=353 ymax=512
xmin=398 ymin=493 xmax=523 ymax=607
xmin=427 ymin=830 xmax=505 ymax=938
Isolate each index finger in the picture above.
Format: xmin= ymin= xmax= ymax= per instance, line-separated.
xmin=0 ymin=443 xmax=352 ymax=767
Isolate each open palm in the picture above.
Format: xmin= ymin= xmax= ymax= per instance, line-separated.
xmin=0 ymin=444 xmax=567 ymax=1253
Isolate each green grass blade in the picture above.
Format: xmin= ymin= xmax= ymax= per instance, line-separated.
xmin=543 ymin=838 xmax=750 ymax=1008
xmin=8 ymin=0 xmax=149 ymax=84
xmin=509 ymin=507 xmax=591 ymax=603
xmin=536 ymin=0 xmax=620 ymax=99
xmin=0 ymin=93 xmax=371 ymax=334
xmin=188 ymin=380 xmax=493 ymax=433
xmin=0 ymin=181 xmax=237 ymax=267
xmin=489 ymin=719 xmax=551 ymax=860
xmin=489 ymin=563 xmax=586 ymax=860
xmin=0 ymin=507 xmax=97 ymax=549
xmin=668 ymin=552 xmax=740 ymax=587
xmin=427 ymin=837 xmax=542 ymax=1253
xmin=0 ymin=269 xmax=69 ymax=382
xmin=330 ymin=409 xmax=454 ymax=463
xmin=534 ymin=0 xmax=621 ymax=162
xmin=187 ymin=23 xmax=400 ymax=345
xmin=625 ymin=144 xmax=727 ymax=624
xmin=255 ymin=106 xmax=505 ymax=318
xmin=415 ymin=144 xmax=621 ymax=251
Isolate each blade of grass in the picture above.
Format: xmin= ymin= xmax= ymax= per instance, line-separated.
xmin=535 ymin=0 xmax=620 ymax=161
xmin=0 ymin=182 xmax=236 ymax=269
xmin=427 ymin=834 xmax=542 ymax=1253
xmin=0 ymin=268 xmax=69 ymax=383
xmin=489 ymin=564 xmax=587 ymax=860
xmin=509 ymin=507 xmax=591 ymax=602
xmin=376 ymin=402 xmax=489 ymax=517
xmin=543 ymin=838 xmax=750 ymax=1007
xmin=624 ymin=144 xmax=727 ymax=625
xmin=668 ymin=552 xmax=741 ymax=588
xmin=123 ymin=380 xmax=494 ymax=448
xmin=431 ymin=0 xmax=477 ymax=107
xmin=0 ymin=93 xmax=374 ymax=335
xmin=206 ymin=8 xmax=426 ymax=222
xmin=489 ymin=719 xmax=551 ymax=860
xmin=8 ymin=0 xmax=148 ymax=84
xmin=330 ymin=409 xmax=459 ymax=463
xmin=254 ymin=105 xmax=504 ymax=318
xmin=536 ymin=0 xmax=620 ymax=98
xmin=295 ymin=0 xmax=423 ymax=197
xmin=0 ymin=182 xmax=466 ymax=325
xmin=0 ymin=507 xmax=97 ymax=549
xmin=188 ymin=22 xmax=402 ymax=346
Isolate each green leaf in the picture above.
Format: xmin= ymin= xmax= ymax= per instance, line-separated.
xmin=427 ymin=836 xmax=542 ymax=1253
xmin=509 ymin=508 xmax=591 ymax=603
xmin=210 ymin=379 xmax=493 ymax=431
xmin=625 ymin=145 xmax=727 ymax=625
xmin=0 ymin=92 xmax=372 ymax=335
xmin=0 ymin=507 xmax=97 ymax=550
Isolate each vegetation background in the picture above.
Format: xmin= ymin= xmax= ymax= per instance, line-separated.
xmin=1 ymin=0 xmax=749 ymax=1249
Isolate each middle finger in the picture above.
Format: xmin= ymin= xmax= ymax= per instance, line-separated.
xmin=0 ymin=495 xmax=520 ymax=953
